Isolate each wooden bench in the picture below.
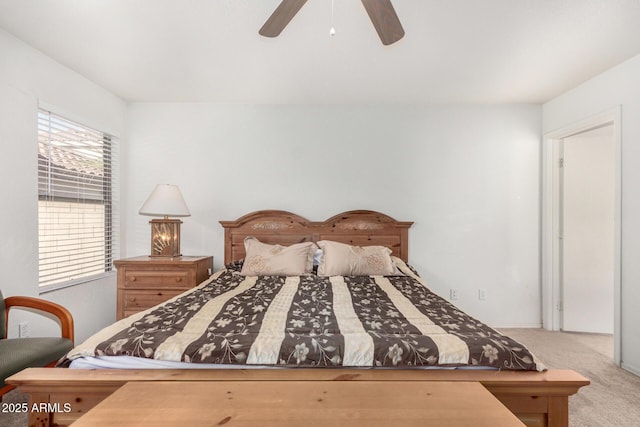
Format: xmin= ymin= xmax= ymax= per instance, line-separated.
xmin=72 ymin=380 xmax=526 ymax=426
xmin=7 ymin=368 xmax=589 ymax=427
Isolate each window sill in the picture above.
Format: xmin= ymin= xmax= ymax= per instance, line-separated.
xmin=39 ymin=272 xmax=116 ymax=295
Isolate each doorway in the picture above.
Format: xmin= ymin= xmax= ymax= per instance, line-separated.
xmin=561 ymin=124 xmax=614 ymax=333
xmin=541 ymin=107 xmax=621 ymax=365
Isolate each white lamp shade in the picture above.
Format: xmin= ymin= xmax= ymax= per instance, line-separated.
xmin=139 ymin=184 xmax=191 ymax=217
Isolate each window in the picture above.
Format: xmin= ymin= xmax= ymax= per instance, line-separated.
xmin=37 ymin=109 xmax=119 ymax=289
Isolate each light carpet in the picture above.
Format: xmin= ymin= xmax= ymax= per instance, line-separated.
xmin=500 ymin=328 xmax=640 ymax=427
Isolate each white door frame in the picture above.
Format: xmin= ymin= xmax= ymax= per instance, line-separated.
xmin=541 ymin=106 xmax=622 ymax=365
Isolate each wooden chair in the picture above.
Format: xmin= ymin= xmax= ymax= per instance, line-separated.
xmin=0 ymin=289 xmax=74 ymax=397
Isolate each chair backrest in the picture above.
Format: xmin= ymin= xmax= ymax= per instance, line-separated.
xmin=0 ymin=289 xmax=5 ymax=339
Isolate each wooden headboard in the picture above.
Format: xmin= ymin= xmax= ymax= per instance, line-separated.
xmin=219 ymin=210 xmax=413 ymax=264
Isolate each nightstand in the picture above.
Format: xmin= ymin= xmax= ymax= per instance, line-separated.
xmin=115 ymin=256 xmax=213 ymax=320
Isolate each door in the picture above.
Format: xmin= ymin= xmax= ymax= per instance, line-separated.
xmin=561 ymin=124 xmax=614 ymax=333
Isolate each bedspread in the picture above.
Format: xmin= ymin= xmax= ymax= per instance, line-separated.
xmin=61 ymin=260 xmax=544 ymax=371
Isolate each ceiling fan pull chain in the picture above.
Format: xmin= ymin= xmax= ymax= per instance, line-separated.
xmin=330 ymin=0 xmax=336 ymax=36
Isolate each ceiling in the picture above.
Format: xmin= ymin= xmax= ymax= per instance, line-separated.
xmin=1 ymin=0 xmax=640 ymax=104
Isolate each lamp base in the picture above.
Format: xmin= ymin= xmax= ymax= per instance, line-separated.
xmin=149 ymin=218 xmax=182 ymax=257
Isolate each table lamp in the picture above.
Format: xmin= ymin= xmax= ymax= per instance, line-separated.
xmin=139 ymin=184 xmax=191 ymax=257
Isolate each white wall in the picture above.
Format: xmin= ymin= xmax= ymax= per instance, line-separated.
xmin=125 ymin=103 xmax=542 ymax=327
xmin=0 ymin=25 xmax=545 ymax=339
xmin=543 ymin=53 xmax=640 ymax=374
xmin=0 ymin=29 xmax=126 ymax=342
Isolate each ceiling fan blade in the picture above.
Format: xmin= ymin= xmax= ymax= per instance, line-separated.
xmin=259 ymin=0 xmax=308 ymax=38
xmin=361 ymin=0 xmax=405 ymax=45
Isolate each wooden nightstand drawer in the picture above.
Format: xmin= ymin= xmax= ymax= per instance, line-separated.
xmin=115 ymin=256 xmax=213 ymax=320
xmin=123 ymin=290 xmax=185 ymax=310
xmin=123 ymin=270 xmax=192 ymax=289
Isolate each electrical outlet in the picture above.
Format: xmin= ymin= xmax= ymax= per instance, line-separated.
xmin=478 ymin=289 xmax=487 ymax=300
xmin=450 ymin=288 xmax=459 ymax=300
xmin=19 ymin=321 xmax=30 ymax=338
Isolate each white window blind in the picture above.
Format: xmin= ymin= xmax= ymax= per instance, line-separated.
xmin=37 ymin=109 xmax=119 ymax=288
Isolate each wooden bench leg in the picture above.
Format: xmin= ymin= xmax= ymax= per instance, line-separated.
xmin=27 ymin=393 xmax=52 ymax=427
xmin=547 ymin=396 xmax=569 ymax=427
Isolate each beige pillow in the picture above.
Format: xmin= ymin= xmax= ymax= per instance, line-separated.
xmin=240 ymin=237 xmax=316 ymax=276
xmin=316 ymin=240 xmax=397 ymax=276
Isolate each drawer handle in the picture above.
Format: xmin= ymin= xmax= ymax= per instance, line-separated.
xmin=129 ymin=296 xmax=136 ymax=302
xmin=175 ymin=277 xmax=182 ymax=282
xmin=157 ymin=292 xmax=163 ymax=296
xmin=130 ymin=276 xmax=137 ymax=282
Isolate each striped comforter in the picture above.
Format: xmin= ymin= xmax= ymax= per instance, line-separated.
xmin=60 ymin=260 xmax=544 ymax=371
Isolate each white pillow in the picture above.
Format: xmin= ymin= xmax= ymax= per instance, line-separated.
xmin=240 ymin=237 xmax=316 ymax=276
xmin=316 ymin=240 xmax=398 ymax=276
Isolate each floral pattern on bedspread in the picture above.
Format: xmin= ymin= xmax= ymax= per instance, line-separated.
xmin=346 ymin=276 xmax=441 ymax=366
xmin=60 ymin=261 xmax=544 ymax=371
xmin=279 ymin=275 xmax=343 ymax=366
xmin=380 ymin=275 xmax=537 ymax=369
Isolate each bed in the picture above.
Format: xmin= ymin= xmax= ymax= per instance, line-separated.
xmin=7 ymin=210 xmax=588 ymax=427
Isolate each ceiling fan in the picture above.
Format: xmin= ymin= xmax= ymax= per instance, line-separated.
xmin=259 ymin=0 xmax=405 ymax=46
